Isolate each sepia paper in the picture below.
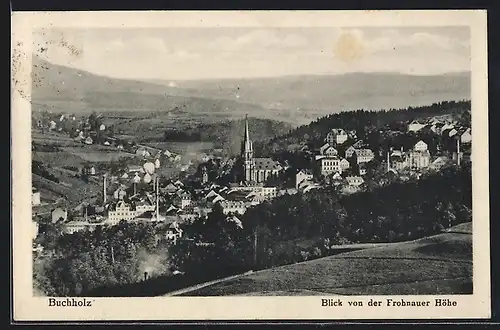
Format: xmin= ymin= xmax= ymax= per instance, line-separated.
xmin=11 ymin=10 xmax=490 ymax=321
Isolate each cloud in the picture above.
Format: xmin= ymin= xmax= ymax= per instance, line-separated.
xmin=210 ymin=29 xmax=309 ymax=54
xmin=367 ymin=29 xmax=470 ymax=54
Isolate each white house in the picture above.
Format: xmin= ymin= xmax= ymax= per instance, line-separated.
xmin=318 ymin=157 xmax=342 ymax=177
xmin=339 ymin=158 xmax=350 ymax=171
xmin=460 ymin=128 xmax=472 ymax=144
xmin=84 ymin=137 xmax=93 ymax=145
xmin=430 ymin=156 xmax=449 ymax=171
xmin=218 ymin=200 xmax=249 ymax=215
xmin=407 ymin=120 xmax=426 ymax=132
xmin=408 ymin=150 xmax=431 ymax=170
xmin=448 ymin=128 xmax=458 ymax=137
xmin=166 ymin=221 xmax=183 ymax=243
xmin=51 ymin=208 xmax=68 ymax=223
xmin=319 ymin=143 xmax=338 ymax=156
xmin=107 ymin=201 xmax=137 ymax=225
xmin=326 ymin=128 xmax=348 ymax=145
xmin=32 ymin=188 xmax=41 ymax=206
xmin=295 ymin=169 xmax=314 ymax=189
xmin=413 ymin=140 xmax=428 ymax=152
xmin=354 ymin=149 xmax=375 ymax=164
xmin=173 ymin=191 xmax=192 ymax=210
xmin=346 ymin=176 xmax=364 ymax=187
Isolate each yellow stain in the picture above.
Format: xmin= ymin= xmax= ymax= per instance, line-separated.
xmin=333 ymin=32 xmax=365 ymax=62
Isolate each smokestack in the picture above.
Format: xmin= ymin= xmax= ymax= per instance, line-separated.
xmin=103 ymin=174 xmax=107 ymax=205
xmin=387 ymin=151 xmax=390 ymax=173
xmin=156 ymin=177 xmax=159 ymax=221
xmin=144 ymin=271 xmax=148 ymax=282
xmin=457 ymin=138 xmax=461 ymax=166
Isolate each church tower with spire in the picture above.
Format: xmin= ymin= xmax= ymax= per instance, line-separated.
xmin=241 ymin=114 xmax=255 ymax=182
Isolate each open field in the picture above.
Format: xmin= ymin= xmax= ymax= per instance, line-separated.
xmin=179 ymin=222 xmax=472 ymax=296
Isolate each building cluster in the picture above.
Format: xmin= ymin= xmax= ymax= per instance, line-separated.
xmin=32 ymin=112 xmax=472 ymax=248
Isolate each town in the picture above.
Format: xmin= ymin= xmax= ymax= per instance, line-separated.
xmin=31 ymin=100 xmax=472 ymax=296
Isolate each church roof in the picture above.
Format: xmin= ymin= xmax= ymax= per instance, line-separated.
xmin=254 ymin=158 xmax=281 ymax=171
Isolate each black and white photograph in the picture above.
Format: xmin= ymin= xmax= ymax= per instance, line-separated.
xmin=12 ymin=10 xmax=490 ymax=321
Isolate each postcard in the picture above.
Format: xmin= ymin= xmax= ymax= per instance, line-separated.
xmin=11 ymin=10 xmax=490 ymax=321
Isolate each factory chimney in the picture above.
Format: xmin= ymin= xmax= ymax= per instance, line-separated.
xmin=156 ymin=177 xmax=160 ymax=221
xmin=457 ymin=138 xmax=461 ymax=166
xmin=103 ymin=174 xmax=107 ymax=205
xmin=387 ymin=151 xmax=390 ymax=173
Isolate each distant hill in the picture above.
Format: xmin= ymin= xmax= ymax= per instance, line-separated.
xmin=149 ymin=71 xmax=471 ymax=119
xmin=32 ymin=56 xmax=470 ymax=127
xmin=31 ymin=56 xmax=285 ymax=123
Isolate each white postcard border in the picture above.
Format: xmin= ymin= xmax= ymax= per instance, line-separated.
xmin=11 ymin=10 xmax=490 ymax=321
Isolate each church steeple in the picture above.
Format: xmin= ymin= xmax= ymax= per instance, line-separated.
xmin=241 ymin=114 xmax=254 ymax=182
xmin=244 ymin=114 xmax=250 ymax=143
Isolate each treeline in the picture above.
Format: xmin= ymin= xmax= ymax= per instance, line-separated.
xmin=254 ymin=100 xmax=471 ymax=156
xmin=164 ymin=118 xmax=292 ymax=154
xmin=33 ymin=221 xmax=171 ymax=296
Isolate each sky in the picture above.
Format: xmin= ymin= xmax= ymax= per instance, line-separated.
xmin=32 ymin=26 xmax=471 ymax=81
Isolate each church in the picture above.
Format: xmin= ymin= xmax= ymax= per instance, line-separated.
xmin=241 ymin=115 xmax=282 ymax=183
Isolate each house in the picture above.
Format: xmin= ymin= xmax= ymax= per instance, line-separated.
xmin=317 ymin=157 xmax=342 ymax=177
xmin=358 ymin=163 xmax=367 ymax=176
xmin=51 ymin=208 xmax=68 ymax=223
xmin=430 ymin=122 xmax=445 ymax=135
xmin=430 ymin=156 xmax=449 ymax=171
xmin=166 ymin=221 xmax=183 ymax=243
xmin=448 ymin=128 xmax=458 ymax=138
xmin=81 ymin=165 xmax=96 ymax=176
xmin=218 ymin=200 xmax=249 ymax=215
xmin=354 ymin=149 xmax=374 ymax=164
xmin=407 ymin=120 xmax=426 ymax=132
xmin=352 ymin=140 xmax=366 ymax=149
xmin=460 ymin=128 xmax=472 ymax=144
xmin=345 ymin=146 xmax=357 ymax=158
xmin=107 ymin=201 xmax=137 ymax=225
xmin=84 ymin=136 xmax=94 ymax=145
xmin=104 ymin=141 xmax=111 ymax=146
xmin=113 ymin=187 xmax=127 ymax=200
xmin=346 ymin=176 xmax=364 ymax=187
xmin=135 ymin=200 xmax=155 ymax=215
xmin=127 ymin=165 xmax=145 ymax=174
xmin=326 ymin=128 xmax=348 ymax=145
xmin=32 ymin=188 xmax=41 ymax=206
xmin=339 ymin=158 xmax=350 ymax=171
xmin=441 ymin=123 xmax=455 ymax=132
xmin=135 ymin=148 xmax=151 ymax=158
xmin=99 ymin=124 xmax=106 ymax=131
xmin=32 ymin=221 xmax=39 ymax=240
xmin=117 ymin=144 xmax=124 ymax=150
xmin=347 ymin=130 xmax=357 ymax=139
xmin=319 ymin=143 xmax=338 ymax=156
xmin=63 ymin=221 xmax=90 ymax=235
xmin=413 ymin=140 xmax=428 ymax=152
xmin=302 ymin=183 xmax=321 ymax=194
xmin=173 ymin=191 xmax=192 ymax=209
xmin=408 ymin=150 xmax=431 ymax=170
xmin=295 ymin=169 xmax=314 ymax=189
